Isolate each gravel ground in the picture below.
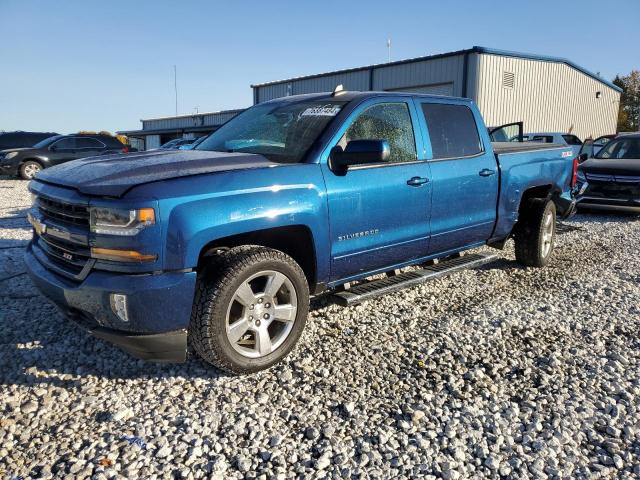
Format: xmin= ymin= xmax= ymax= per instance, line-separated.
xmin=1 ymin=176 xmax=639 ymax=480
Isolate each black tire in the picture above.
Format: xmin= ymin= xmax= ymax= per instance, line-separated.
xmin=19 ymin=160 xmax=43 ymax=180
xmin=514 ymin=198 xmax=556 ymax=267
xmin=189 ymin=246 xmax=309 ymax=374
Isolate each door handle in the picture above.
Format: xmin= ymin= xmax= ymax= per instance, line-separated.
xmin=407 ymin=176 xmax=430 ymax=186
xmin=479 ymin=168 xmax=496 ymax=177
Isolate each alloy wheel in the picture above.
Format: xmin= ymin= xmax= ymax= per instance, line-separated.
xmin=226 ymin=270 xmax=298 ymax=358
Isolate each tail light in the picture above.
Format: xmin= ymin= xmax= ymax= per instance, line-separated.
xmin=571 ymin=156 xmax=579 ymax=188
xmin=121 ymin=146 xmax=129 ymax=153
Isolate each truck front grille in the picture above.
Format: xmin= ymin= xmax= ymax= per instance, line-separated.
xmin=586 ymin=173 xmax=640 ymax=184
xmin=37 ymin=195 xmax=90 ymax=227
xmin=37 ymin=234 xmax=91 ymax=275
xmin=32 ymin=193 xmax=93 ymax=280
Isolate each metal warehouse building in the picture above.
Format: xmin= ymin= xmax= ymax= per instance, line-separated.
xmin=251 ymin=46 xmax=621 ymax=140
xmin=119 ymin=108 xmax=244 ymax=151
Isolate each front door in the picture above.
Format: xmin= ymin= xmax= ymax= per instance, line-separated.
xmin=48 ymin=137 xmax=79 ymax=165
xmin=321 ymin=99 xmax=432 ymax=282
xmin=415 ymin=100 xmax=499 ymax=254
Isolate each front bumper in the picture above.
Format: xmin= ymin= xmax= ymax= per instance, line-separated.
xmin=577 ymin=182 xmax=640 ymax=213
xmin=0 ymin=162 xmax=18 ymax=176
xmin=24 ymin=243 xmax=197 ymax=362
xmin=577 ymin=196 xmax=640 ymax=213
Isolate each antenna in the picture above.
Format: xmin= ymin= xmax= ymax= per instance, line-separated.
xmin=387 ymin=38 xmax=391 ymax=62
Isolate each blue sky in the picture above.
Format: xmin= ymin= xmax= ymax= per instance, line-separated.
xmin=1 ymin=0 xmax=638 ymax=134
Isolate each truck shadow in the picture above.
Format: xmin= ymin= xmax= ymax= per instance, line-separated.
xmin=0 ymin=260 xmax=235 ymax=387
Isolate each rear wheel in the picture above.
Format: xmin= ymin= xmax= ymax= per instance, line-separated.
xmin=19 ymin=160 xmax=42 ymax=180
xmin=190 ymin=246 xmax=309 ymax=374
xmin=514 ymin=198 xmax=556 ymax=267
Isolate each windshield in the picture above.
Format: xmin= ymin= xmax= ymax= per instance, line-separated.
xmin=32 ymin=135 xmax=63 ymax=149
xmin=595 ymin=137 xmax=640 ymax=159
xmin=196 ymin=100 xmax=346 ymax=163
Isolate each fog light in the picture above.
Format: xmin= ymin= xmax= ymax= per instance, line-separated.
xmin=110 ymin=294 xmax=129 ymax=322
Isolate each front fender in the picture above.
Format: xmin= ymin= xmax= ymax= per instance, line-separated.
xmin=156 ymin=165 xmax=330 ymax=281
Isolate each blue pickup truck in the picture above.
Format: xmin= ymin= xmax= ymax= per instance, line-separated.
xmin=25 ymin=90 xmax=578 ymax=373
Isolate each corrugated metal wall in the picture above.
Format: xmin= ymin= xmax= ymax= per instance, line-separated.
xmin=145 ymin=135 xmax=161 ymax=149
xmin=475 ymin=54 xmax=620 ymax=139
xmin=142 ymin=109 xmax=244 ymax=131
xmin=373 ymin=55 xmax=466 ymax=95
xmin=254 ymin=54 xmax=468 ymax=103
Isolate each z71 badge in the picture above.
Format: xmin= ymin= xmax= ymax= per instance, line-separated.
xmin=338 ymin=229 xmax=379 ymax=241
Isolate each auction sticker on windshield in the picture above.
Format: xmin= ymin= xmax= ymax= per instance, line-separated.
xmin=301 ymin=105 xmax=341 ymax=117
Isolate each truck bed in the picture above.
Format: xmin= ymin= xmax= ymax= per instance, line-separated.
xmin=491 ymin=142 xmax=566 ymax=155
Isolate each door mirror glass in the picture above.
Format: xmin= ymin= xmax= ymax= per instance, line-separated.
xmin=330 ymin=140 xmax=390 ymax=172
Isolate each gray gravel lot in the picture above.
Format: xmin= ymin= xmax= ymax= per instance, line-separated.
xmin=1 ymin=176 xmax=639 ymax=479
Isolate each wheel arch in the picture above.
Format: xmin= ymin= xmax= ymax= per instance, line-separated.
xmin=197 ymin=225 xmax=319 ymax=292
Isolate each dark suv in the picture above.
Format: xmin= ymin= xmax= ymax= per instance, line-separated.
xmin=0 ymin=131 xmax=59 ymax=150
xmin=0 ymin=134 xmax=128 ymax=179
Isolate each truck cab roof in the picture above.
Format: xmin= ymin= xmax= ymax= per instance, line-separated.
xmin=262 ymin=90 xmax=471 ymax=105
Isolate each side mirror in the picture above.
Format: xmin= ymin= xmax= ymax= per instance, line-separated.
xmin=330 ymin=139 xmax=390 ymax=173
xmin=578 ymin=153 xmax=589 ymax=163
xmin=49 ymin=145 xmax=57 ymax=152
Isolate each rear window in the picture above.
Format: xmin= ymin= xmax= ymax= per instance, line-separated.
xmin=420 ymin=103 xmax=482 ymax=159
xmin=562 ymin=134 xmax=582 ymax=145
xmin=531 ymin=136 xmax=554 ymax=143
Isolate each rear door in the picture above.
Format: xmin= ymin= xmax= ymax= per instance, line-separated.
xmin=415 ymin=99 xmax=499 ymax=254
xmin=76 ymin=137 xmax=107 ymax=158
xmin=321 ymin=98 xmax=432 ymax=282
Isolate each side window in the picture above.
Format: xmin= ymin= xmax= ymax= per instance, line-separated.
xmin=339 ymin=102 xmax=417 ymax=163
xmin=51 ymin=137 xmax=77 ymax=149
xmin=76 ymin=138 xmax=105 ymax=149
xmin=421 ymin=103 xmax=482 ymax=159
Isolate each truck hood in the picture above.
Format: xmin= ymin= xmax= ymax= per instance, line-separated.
xmin=35 ymin=150 xmax=278 ymax=197
xmin=579 ymin=158 xmax=640 ymax=176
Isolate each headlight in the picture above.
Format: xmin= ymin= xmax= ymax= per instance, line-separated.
xmin=5 ymin=152 xmax=18 ymax=160
xmin=90 ymin=207 xmax=155 ymax=236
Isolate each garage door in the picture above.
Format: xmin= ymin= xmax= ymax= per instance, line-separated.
xmin=386 ymin=82 xmax=454 ymax=96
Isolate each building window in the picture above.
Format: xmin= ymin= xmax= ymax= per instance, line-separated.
xmin=502 ymin=71 xmax=515 ymax=89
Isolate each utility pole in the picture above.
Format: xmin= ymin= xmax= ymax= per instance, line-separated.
xmin=387 ymin=38 xmax=391 ymax=63
xmin=174 ymin=65 xmax=178 ymax=117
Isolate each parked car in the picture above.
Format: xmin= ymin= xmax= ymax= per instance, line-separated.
xmin=576 ymin=134 xmax=640 ymax=212
xmin=158 ymin=138 xmax=195 ymax=150
xmin=0 ymin=133 xmax=128 ymax=179
xmin=0 ymin=131 xmax=58 ymax=150
xmin=527 ymin=132 xmax=583 ymax=156
xmin=178 ymin=135 xmax=208 ymax=150
xmin=25 ymin=90 xmax=577 ymax=374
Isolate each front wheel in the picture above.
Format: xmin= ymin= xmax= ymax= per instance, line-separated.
xmin=19 ymin=160 xmax=42 ymax=180
xmin=190 ymin=246 xmax=309 ymax=374
xmin=514 ymin=198 xmax=556 ymax=267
